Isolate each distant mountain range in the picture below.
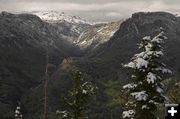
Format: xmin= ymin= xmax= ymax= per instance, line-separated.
xmin=30 ymin=11 xmax=90 ymax=24
xmin=0 ymin=11 xmax=179 ymax=119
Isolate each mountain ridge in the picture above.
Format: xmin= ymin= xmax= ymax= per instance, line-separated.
xmin=0 ymin=11 xmax=84 ymax=118
xmin=30 ymin=10 xmax=90 ymax=24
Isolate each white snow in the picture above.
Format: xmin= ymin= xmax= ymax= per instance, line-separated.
xmin=79 ymin=38 xmax=93 ymax=47
xmin=15 ymin=110 xmax=20 ymax=114
xmin=146 ymin=72 xmax=157 ymax=84
xmin=76 ymin=21 xmax=121 ymax=49
xmin=16 ymin=106 xmax=20 ymax=110
xmin=80 ymin=40 xmax=87 ymax=45
xmin=135 ymin=52 xmax=148 ymax=59
xmin=82 ymin=89 xmax=87 ymax=94
xmin=142 ymin=105 xmax=149 ymax=110
xmin=122 ymin=110 xmax=135 ymax=119
xmin=143 ymin=36 xmax=151 ymax=41
xmin=125 ymin=57 xmax=149 ymax=70
xmin=97 ymin=27 xmax=104 ymax=33
xmin=75 ymin=32 xmax=84 ymax=43
xmin=125 ymin=62 xmax=136 ymax=68
xmin=148 ymin=100 xmax=158 ymax=105
xmin=131 ymin=75 xmax=136 ymax=78
xmin=62 ymin=112 xmax=68 ymax=118
xmin=145 ymin=43 xmax=153 ymax=52
xmin=57 ymin=110 xmax=68 ymax=118
xmin=31 ymin=11 xmax=90 ymax=24
xmin=154 ymin=67 xmax=172 ymax=74
xmin=131 ymin=91 xmax=148 ymax=101
xmin=151 ymin=32 xmax=167 ymax=43
xmin=145 ymin=51 xmax=164 ymax=58
xmin=123 ymin=83 xmax=137 ymax=89
xmin=156 ymin=86 xmax=164 ymax=93
xmin=135 ymin=58 xmax=149 ymax=69
xmin=15 ymin=114 xmax=18 ymax=117
xmin=155 ymin=51 xmax=164 ymax=56
xmin=152 ymin=37 xmax=163 ymax=43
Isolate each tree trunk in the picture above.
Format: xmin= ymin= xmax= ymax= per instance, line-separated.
xmin=43 ymin=45 xmax=49 ymax=119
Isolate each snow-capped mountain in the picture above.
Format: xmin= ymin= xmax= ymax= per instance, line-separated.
xmin=74 ymin=20 xmax=124 ymax=51
xmin=27 ymin=11 xmax=122 ymax=50
xmin=26 ymin=11 xmax=92 ymax=44
xmin=30 ymin=11 xmax=89 ymax=24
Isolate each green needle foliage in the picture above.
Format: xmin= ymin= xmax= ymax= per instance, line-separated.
xmin=57 ymin=71 xmax=96 ymax=119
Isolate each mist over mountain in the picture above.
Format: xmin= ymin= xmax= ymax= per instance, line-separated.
xmin=0 ymin=11 xmax=180 ymax=119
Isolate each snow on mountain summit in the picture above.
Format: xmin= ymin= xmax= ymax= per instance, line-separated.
xmin=31 ymin=11 xmax=89 ymax=24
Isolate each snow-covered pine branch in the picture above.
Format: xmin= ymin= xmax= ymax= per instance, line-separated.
xmin=122 ymin=31 xmax=172 ymax=119
xmin=15 ymin=104 xmax=23 ymax=119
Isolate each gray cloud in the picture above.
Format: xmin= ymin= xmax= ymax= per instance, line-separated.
xmin=0 ymin=0 xmax=180 ymax=22
xmin=0 ymin=0 xmax=156 ymax=3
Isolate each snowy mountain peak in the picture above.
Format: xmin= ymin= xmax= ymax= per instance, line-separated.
xmin=31 ymin=11 xmax=89 ymax=24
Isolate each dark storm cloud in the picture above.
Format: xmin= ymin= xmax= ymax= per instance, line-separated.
xmin=0 ymin=0 xmax=180 ymax=22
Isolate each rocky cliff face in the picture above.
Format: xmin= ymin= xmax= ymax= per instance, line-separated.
xmin=74 ymin=20 xmax=123 ymax=52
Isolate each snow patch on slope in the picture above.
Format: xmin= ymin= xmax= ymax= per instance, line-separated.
xmin=75 ymin=20 xmax=123 ymax=50
xmin=31 ymin=11 xmax=90 ymax=24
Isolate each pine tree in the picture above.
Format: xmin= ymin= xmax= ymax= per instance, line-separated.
xmin=57 ymin=71 xmax=96 ymax=119
xmin=122 ymin=31 xmax=172 ymax=119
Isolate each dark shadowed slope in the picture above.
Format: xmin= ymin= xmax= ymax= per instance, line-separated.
xmin=0 ymin=11 xmax=83 ymax=118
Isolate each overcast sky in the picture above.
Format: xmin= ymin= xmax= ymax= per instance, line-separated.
xmin=0 ymin=0 xmax=180 ymax=22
